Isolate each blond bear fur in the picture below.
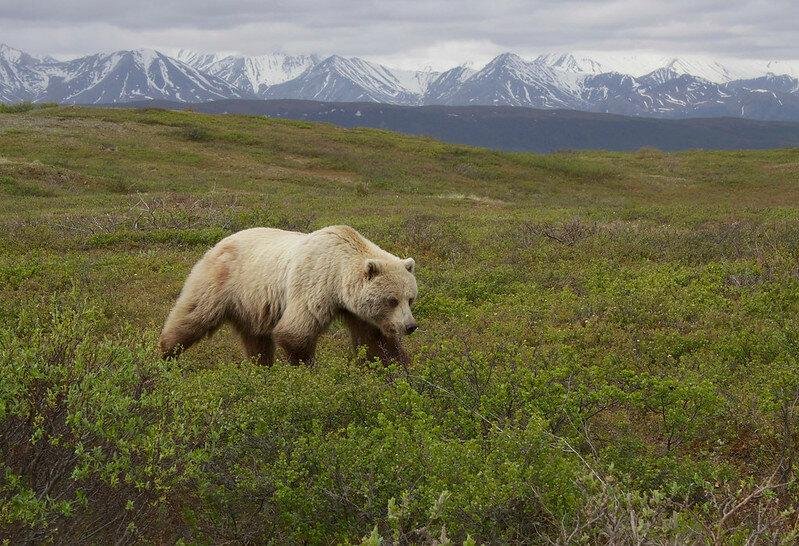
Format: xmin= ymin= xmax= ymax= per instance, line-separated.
xmin=159 ymin=225 xmax=418 ymax=366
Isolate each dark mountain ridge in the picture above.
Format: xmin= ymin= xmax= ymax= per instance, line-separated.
xmin=119 ymin=98 xmax=799 ymax=152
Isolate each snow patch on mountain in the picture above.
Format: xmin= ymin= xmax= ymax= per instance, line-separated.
xmin=423 ymin=65 xmax=476 ymax=104
xmin=391 ymin=66 xmax=440 ymax=95
xmin=534 ymin=53 xmax=608 ymax=74
xmin=764 ymin=59 xmax=799 ymax=79
xmin=174 ymin=49 xmax=227 ymax=71
xmin=177 ymin=50 xmax=320 ymax=93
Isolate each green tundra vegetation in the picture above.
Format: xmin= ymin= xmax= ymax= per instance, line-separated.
xmin=2 ymin=104 xmax=799 ymax=544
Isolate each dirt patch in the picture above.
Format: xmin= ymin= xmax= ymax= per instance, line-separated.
xmin=763 ymin=162 xmax=799 ymax=173
xmin=437 ymin=192 xmax=507 ymax=205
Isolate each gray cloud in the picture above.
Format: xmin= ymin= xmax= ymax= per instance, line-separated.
xmin=1 ymin=0 xmax=796 ymax=68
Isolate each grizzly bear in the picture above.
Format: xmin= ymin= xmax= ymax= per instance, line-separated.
xmin=159 ymin=225 xmax=418 ymax=366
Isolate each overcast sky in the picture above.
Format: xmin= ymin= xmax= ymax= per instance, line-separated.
xmin=1 ymin=0 xmax=796 ymax=69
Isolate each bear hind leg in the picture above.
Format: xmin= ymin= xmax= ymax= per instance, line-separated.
xmin=272 ymin=305 xmax=324 ymax=366
xmin=159 ymin=293 xmax=225 ymax=359
xmin=274 ymin=331 xmax=318 ymax=366
xmin=159 ymin=317 xmax=219 ymax=359
xmin=239 ymin=332 xmax=275 ymax=366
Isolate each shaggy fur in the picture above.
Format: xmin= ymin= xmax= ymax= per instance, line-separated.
xmin=159 ymin=225 xmax=418 ymax=366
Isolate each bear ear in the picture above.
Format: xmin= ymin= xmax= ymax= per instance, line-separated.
xmin=403 ymin=258 xmax=415 ymax=273
xmin=365 ymin=259 xmax=381 ymax=280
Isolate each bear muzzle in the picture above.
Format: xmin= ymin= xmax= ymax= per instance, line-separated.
xmin=405 ymin=322 xmax=418 ymax=335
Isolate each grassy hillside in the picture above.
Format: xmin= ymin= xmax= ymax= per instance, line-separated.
xmin=2 ymin=105 xmax=799 ymax=543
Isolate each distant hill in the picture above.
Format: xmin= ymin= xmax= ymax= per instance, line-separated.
xmin=123 ymin=99 xmax=799 ymax=152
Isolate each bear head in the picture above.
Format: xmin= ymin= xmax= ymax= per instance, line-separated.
xmin=352 ymin=256 xmax=418 ymax=337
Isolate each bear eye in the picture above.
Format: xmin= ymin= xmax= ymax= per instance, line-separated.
xmin=386 ymin=297 xmax=399 ymax=308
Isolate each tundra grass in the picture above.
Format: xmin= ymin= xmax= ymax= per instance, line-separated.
xmin=2 ymin=106 xmax=799 ymax=543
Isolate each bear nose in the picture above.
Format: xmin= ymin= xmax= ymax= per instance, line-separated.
xmin=405 ymin=322 xmax=418 ymax=335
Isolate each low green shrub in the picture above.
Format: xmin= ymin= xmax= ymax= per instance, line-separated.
xmin=87 ymin=227 xmax=230 ymax=248
xmin=0 ymin=102 xmax=57 ymax=114
xmin=0 ymin=176 xmax=54 ymax=197
xmin=0 ymin=300 xmax=199 ymax=543
xmin=179 ymin=125 xmax=214 ymax=142
xmin=0 ymin=103 xmax=36 ymax=114
xmin=4 ymin=300 xmax=798 ymax=543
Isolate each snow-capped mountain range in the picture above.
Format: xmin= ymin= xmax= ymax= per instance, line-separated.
xmin=3 ymin=43 xmax=799 ymax=121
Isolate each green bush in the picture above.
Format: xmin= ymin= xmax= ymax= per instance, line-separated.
xmin=5 ymin=300 xmax=798 ymax=543
xmin=0 ymin=301 xmax=200 ymax=543
xmin=179 ymin=125 xmax=214 ymax=142
xmin=0 ymin=176 xmax=54 ymax=197
xmin=87 ymin=227 xmax=230 ymax=248
xmin=0 ymin=102 xmax=57 ymax=114
xmin=0 ymin=102 xmax=36 ymax=114
xmin=0 ymin=300 xmax=582 ymax=542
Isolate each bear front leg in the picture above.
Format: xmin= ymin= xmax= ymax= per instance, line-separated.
xmin=238 ymin=332 xmax=276 ymax=366
xmin=272 ymin=305 xmax=324 ymax=365
xmin=341 ymin=311 xmax=410 ymax=367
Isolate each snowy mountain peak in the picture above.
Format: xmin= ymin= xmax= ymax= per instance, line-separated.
xmin=450 ymin=64 xmax=477 ymax=79
xmin=264 ymin=54 xmax=420 ymax=104
xmin=535 ymin=52 xmax=606 ymax=74
xmin=480 ymin=53 xmax=540 ymax=82
xmin=445 ymin=52 xmax=581 ymax=109
xmin=174 ymin=48 xmax=226 ymax=70
xmin=764 ymin=59 xmax=799 ymax=79
xmin=324 ymin=54 xmax=348 ymax=65
xmin=0 ymin=43 xmax=23 ymax=63
xmin=640 ymin=66 xmax=682 ymax=86
xmin=485 ymin=52 xmax=527 ymax=69
xmin=661 ymin=57 xmax=738 ymax=83
xmin=423 ymin=65 xmax=477 ymax=104
xmin=0 ymin=43 xmax=40 ymax=65
xmin=129 ymin=48 xmax=162 ymax=69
